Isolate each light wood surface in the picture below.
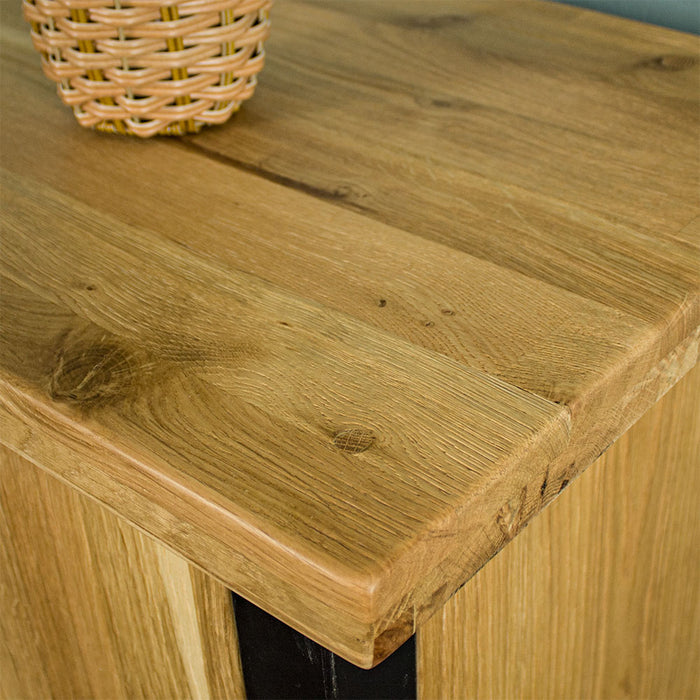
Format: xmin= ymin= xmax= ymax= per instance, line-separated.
xmin=0 ymin=443 xmax=246 ymax=700
xmin=0 ymin=198 xmax=569 ymax=666
xmin=418 ymin=364 xmax=700 ymax=700
xmin=1 ymin=0 xmax=698 ymax=667
xmin=191 ymin=0 xmax=700 ymax=326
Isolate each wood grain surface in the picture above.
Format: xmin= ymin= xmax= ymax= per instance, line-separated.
xmin=190 ymin=0 xmax=700 ymax=326
xmin=418 ymin=363 xmax=700 ymax=700
xmin=0 ymin=444 xmax=246 ymax=700
xmin=1 ymin=0 xmax=698 ymax=667
xmin=0 ymin=190 xmax=569 ymax=665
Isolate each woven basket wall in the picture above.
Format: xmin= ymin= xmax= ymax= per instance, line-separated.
xmin=23 ymin=0 xmax=271 ymax=137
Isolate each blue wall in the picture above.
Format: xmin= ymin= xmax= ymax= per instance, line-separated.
xmin=552 ymin=0 xmax=700 ymax=34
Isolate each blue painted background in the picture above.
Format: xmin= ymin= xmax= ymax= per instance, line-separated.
xmin=553 ymin=0 xmax=700 ymax=34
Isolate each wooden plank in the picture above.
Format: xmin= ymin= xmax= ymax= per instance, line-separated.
xmin=1 ymin=0 xmax=698 ymax=669
xmin=0 ymin=173 xmax=570 ymax=666
xmin=185 ymin=0 xmax=700 ymax=324
xmin=2 ymin=0 xmax=696 ymax=429
xmin=0 ymin=22 xmax=656 ymax=409
xmin=191 ymin=570 xmax=247 ymax=700
xmin=0 ymin=444 xmax=246 ymax=700
xmin=2 ymin=2 xmax=696 ymax=454
xmin=418 ymin=364 xmax=700 ymax=700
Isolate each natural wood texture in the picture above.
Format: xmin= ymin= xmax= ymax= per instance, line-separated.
xmin=189 ymin=0 xmax=700 ymax=325
xmin=191 ymin=569 xmax=247 ymax=699
xmin=1 ymin=0 xmax=698 ymax=667
xmin=418 ymin=364 xmax=700 ymax=700
xmin=0 ymin=443 xmax=246 ymax=700
xmin=0 ymin=187 xmax=569 ymax=666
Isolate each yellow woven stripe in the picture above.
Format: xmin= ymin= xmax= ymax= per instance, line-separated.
xmin=27 ymin=1 xmax=42 ymax=44
xmin=160 ymin=5 xmax=195 ymax=134
xmin=222 ymin=7 xmax=235 ymax=89
xmin=69 ymin=8 xmax=127 ymax=134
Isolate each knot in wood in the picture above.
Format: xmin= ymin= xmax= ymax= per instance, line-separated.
xmin=332 ymin=427 xmax=375 ymax=454
xmin=49 ymin=342 xmax=134 ymax=407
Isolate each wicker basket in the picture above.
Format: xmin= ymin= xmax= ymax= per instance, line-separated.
xmin=23 ymin=0 xmax=271 ymax=137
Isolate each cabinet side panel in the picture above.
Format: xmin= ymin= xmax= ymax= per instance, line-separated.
xmin=0 ymin=445 xmax=245 ymax=700
xmin=418 ymin=364 xmax=700 ymax=699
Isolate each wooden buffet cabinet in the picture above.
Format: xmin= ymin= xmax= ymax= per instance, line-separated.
xmin=1 ymin=0 xmax=698 ymax=697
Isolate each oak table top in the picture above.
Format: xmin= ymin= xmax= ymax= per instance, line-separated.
xmin=1 ymin=0 xmax=698 ymax=668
